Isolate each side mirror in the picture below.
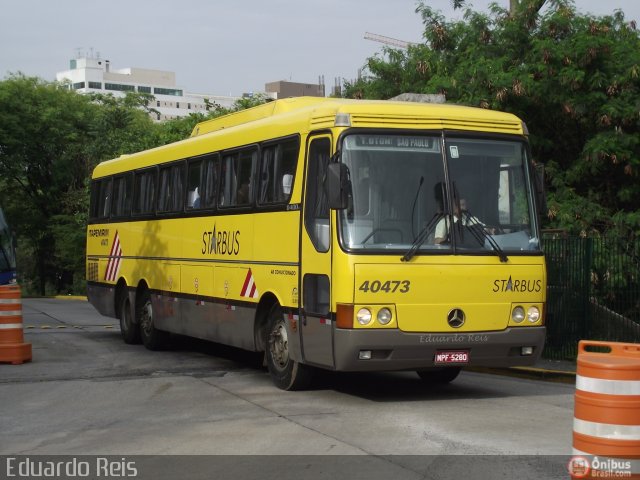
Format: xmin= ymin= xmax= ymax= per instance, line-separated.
xmin=327 ymin=163 xmax=349 ymax=210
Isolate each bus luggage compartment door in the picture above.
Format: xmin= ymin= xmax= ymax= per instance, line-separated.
xmin=301 ymin=274 xmax=333 ymax=367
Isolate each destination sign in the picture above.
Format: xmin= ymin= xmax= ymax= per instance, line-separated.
xmin=347 ymin=135 xmax=440 ymax=151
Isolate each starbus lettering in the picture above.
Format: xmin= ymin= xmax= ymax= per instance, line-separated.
xmin=201 ymin=224 xmax=240 ymax=256
xmin=492 ymin=276 xmax=542 ymax=293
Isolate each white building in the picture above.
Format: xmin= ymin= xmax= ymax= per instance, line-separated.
xmin=56 ymin=54 xmax=243 ymax=121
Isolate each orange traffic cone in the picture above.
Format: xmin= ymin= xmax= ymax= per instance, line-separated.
xmin=0 ymin=284 xmax=32 ymax=364
xmin=570 ymin=340 xmax=640 ymax=479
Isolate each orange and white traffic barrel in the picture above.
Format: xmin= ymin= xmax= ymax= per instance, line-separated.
xmin=0 ymin=284 xmax=32 ymax=364
xmin=571 ymin=340 xmax=640 ymax=479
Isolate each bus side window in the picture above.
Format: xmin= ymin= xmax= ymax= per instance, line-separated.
xmin=202 ymin=154 xmax=218 ymax=209
xmin=158 ymin=163 xmax=184 ymax=213
xmin=187 ymin=159 xmax=203 ymax=209
xmin=219 ymin=153 xmax=237 ymax=207
xmin=259 ymin=138 xmax=299 ymax=204
xmin=133 ymin=168 xmax=157 ymax=215
xmin=98 ymin=179 xmax=112 ymax=220
xmin=220 ymin=148 xmax=256 ymax=207
xmin=158 ymin=166 xmax=171 ymax=212
xmin=111 ymin=174 xmax=132 ymax=218
xmin=235 ymin=149 xmax=256 ymax=205
xmin=89 ymin=180 xmax=102 ymax=220
xmin=122 ymin=174 xmax=132 ymax=215
xmin=171 ymin=163 xmax=184 ymax=212
xmin=304 ymin=137 xmax=331 ymax=252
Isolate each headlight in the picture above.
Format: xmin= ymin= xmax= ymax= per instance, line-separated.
xmin=356 ymin=308 xmax=372 ymax=325
xmin=527 ymin=306 xmax=540 ymax=323
xmin=512 ymin=306 xmax=525 ymax=323
xmin=377 ymin=308 xmax=392 ymax=325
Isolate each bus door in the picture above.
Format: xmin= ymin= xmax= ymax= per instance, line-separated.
xmin=300 ymin=135 xmax=334 ymax=368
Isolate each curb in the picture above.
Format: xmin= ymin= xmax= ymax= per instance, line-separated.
xmin=468 ymin=366 xmax=576 ymax=384
xmin=23 ymin=295 xmax=88 ymax=301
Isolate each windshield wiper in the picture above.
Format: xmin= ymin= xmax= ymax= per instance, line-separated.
xmin=401 ymin=213 xmax=442 ymax=262
xmin=461 ymin=210 xmax=509 ymax=263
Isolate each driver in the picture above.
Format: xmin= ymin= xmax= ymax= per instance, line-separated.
xmin=434 ymin=198 xmax=485 ymax=244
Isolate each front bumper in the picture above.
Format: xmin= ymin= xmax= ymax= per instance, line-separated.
xmin=333 ymin=326 xmax=546 ymax=371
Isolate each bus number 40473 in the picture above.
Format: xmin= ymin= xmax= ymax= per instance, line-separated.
xmin=358 ymin=280 xmax=410 ymax=294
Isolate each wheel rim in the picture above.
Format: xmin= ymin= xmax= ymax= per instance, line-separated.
xmin=269 ymin=320 xmax=289 ymax=371
xmin=140 ymin=300 xmax=153 ymax=336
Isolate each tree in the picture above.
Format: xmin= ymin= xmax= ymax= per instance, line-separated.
xmin=0 ymin=75 xmax=101 ymax=293
xmin=0 ymin=77 xmax=162 ymax=294
xmin=0 ymin=76 xmax=272 ymax=294
xmin=344 ymin=0 xmax=640 ymax=237
xmin=88 ymin=91 xmax=159 ymax=159
xmin=453 ymin=0 xmax=546 ymax=15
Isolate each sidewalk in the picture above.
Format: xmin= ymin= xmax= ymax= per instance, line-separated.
xmin=513 ymin=357 xmax=577 ymax=382
xmin=469 ymin=357 xmax=577 ymax=383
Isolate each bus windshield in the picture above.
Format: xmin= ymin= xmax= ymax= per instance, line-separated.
xmin=338 ymin=133 xmax=540 ymax=255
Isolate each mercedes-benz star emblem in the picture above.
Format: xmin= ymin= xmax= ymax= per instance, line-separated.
xmin=447 ymin=308 xmax=466 ymax=328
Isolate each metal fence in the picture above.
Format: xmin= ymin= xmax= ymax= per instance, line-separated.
xmin=542 ymin=233 xmax=640 ymax=360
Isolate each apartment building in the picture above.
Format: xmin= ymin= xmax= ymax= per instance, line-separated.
xmin=56 ymin=54 xmax=242 ymax=121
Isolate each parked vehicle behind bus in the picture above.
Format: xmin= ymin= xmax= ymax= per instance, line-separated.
xmin=86 ymin=97 xmax=546 ymax=390
xmin=0 ymin=207 xmax=17 ymax=285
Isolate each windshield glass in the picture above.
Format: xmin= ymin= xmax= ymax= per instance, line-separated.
xmin=338 ymin=133 xmax=540 ymax=255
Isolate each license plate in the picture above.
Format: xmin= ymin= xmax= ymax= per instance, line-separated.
xmin=434 ymin=350 xmax=469 ymax=365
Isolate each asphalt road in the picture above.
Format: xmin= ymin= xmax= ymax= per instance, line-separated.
xmin=0 ymin=298 xmax=576 ymax=479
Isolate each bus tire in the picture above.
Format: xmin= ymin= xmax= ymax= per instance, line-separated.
xmin=118 ymin=292 xmax=140 ymax=344
xmin=137 ymin=290 xmax=169 ymax=351
xmin=265 ymin=304 xmax=312 ymax=391
xmin=416 ymin=367 xmax=461 ymax=384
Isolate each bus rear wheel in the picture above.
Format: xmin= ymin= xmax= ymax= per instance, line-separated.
xmin=118 ymin=292 xmax=140 ymax=344
xmin=265 ymin=304 xmax=312 ymax=391
xmin=416 ymin=367 xmax=461 ymax=384
xmin=137 ymin=290 xmax=169 ymax=351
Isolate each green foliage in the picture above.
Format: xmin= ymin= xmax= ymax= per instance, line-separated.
xmin=343 ymin=0 xmax=640 ymax=238
xmin=151 ymin=94 xmax=273 ymax=144
xmin=154 ymin=112 xmax=209 ymax=144
xmin=0 ymin=77 xmax=160 ymax=293
xmin=0 ymin=74 xmax=100 ymax=294
xmin=88 ymin=92 xmax=159 ymax=159
xmin=0 ymin=75 xmax=271 ymax=294
xmin=232 ymin=93 xmax=274 ymax=111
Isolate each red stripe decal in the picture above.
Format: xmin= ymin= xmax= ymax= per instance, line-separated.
xmin=240 ymin=269 xmax=252 ymax=296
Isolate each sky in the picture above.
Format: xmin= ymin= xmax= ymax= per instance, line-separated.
xmin=2 ymin=0 xmax=639 ymax=97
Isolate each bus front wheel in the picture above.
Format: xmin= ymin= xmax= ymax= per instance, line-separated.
xmin=265 ymin=304 xmax=312 ymax=391
xmin=137 ymin=290 xmax=169 ymax=351
xmin=416 ymin=367 xmax=461 ymax=384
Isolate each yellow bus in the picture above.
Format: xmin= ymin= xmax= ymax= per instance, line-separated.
xmin=86 ymin=97 xmax=546 ymax=390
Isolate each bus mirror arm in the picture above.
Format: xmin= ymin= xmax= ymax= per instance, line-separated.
xmin=327 ymin=163 xmax=350 ymax=210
